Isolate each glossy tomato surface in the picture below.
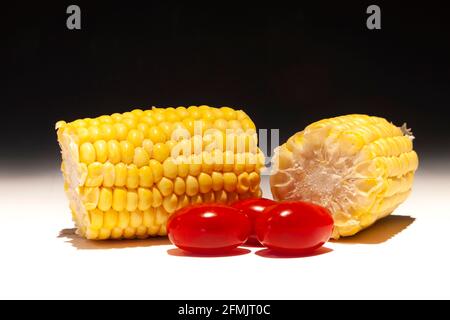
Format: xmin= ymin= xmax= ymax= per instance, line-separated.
xmin=167 ymin=204 xmax=251 ymax=254
xmin=231 ymin=198 xmax=277 ymax=244
xmin=255 ymin=201 xmax=334 ymax=254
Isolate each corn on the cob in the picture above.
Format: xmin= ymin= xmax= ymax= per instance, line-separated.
xmin=270 ymin=114 xmax=419 ymax=239
xmin=56 ymin=106 xmax=264 ymax=240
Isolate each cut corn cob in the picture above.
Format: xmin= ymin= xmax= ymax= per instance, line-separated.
xmin=270 ymin=114 xmax=419 ymax=239
xmin=56 ymin=106 xmax=264 ymax=240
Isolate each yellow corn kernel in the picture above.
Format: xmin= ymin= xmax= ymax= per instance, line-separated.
xmin=241 ymin=118 xmax=256 ymax=131
xmin=90 ymin=209 xmax=104 ymax=229
xmin=249 ymin=172 xmax=260 ymax=192
xmin=221 ymin=107 xmax=236 ymax=120
xmin=156 ymin=207 xmax=169 ymax=226
xmin=137 ymin=123 xmax=149 ymax=136
xmin=149 ymin=159 xmax=163 ymax=183
xmin=114 ymin=123 xmax=128 ymax=141
xmin=80 ymin=142 xmax=96 ymax=164
xmin=133 ymin=147 xmax=150 ymax=168
xmin=127 ymin=129 xmax=144 ymax=147
xmin=223 ymin=172 xmax=237 ymax=192
xmin=98 ymin=115 xmax=113 ymax=124
xmin=114 ymin=163 xmax=127 ymax=187
xmin=236 ymin=172 xmax=250 ymax=194
xmin=148 ymin=126 xmax=167 ymax=143
xmin=75 ymin=127 xmax=89 ymax=144
xmin=211 ymin=172 xmax=224 ymax=191
xmin=138 ymin=187 xmax=153 ymax=211
xmin=104 ymin=209 xmax=118 ymax=230
xmin=81 ymin=187 xmax=99 ymax=210
xmin=189 ymin=157 xmax=202 ymax=176
xmin=100 ymin=124 xmax=115 ymax=141
xmin=111 ymin=113 xmax=122 ymax=122
xmin=93 ymin=140 xmax=108 ymax=162
xmin=111 ymin=227 xmax=123 ymax=239
xmin=143 ymin=208 xmax=156 ymax=227
xmin=166 ymin=109 xmax=181 ymax=122
xmin=214 ymin=118 xmax=228 ymax=131
xmin=152 ymin=187 xmax=163 ymax=208
xmin=139 ymin=166 xmax=153 ymax=187
xmin=176 ymin=106 xmax=189 ymax=119
xmin=187 ymin=106 xmax=201 ymax=119
xmin=186 ymin=175 xmax=199 ymax=196
xmin=174 ymin=177 xmax=186 ymax=195
xmin=153 ymin=142 xmax=170 ymax=163
xmin=177 ymin=159 xmax=189 ymax=178
xmin=86 ymin=227 xmax=99 ymax=240
xmin=163 ymin=194 xmax=178 ymax=213
xmin=163 ymin=158 xmax=178 ymax=179
xmin=123 ymin=227 xmax=136 ymax=239
xmin=130 ymin=211 xmax=143 ymax=228
xmin=118 ymin=210 xmax=130 ymax=229
xmin=107 ymin=140 xmax=121 ymax=164
xmin=142 ymin=139 xmax=153 ymax=157
xmin=126 ymin=164 xmax=139 ymax=189
xmin=98 ymin=187 xmax=113 ymax=211
xmin=122 ymin=117 xmax=137 ymax=129
xmin=112 ymin=188 xmax=127 ymax=211
xmin=177 ymin=194 xmax=190 ymax=209
xmin=88 ymin=126 xmax=101 ymax=143
xmin=198 ymin=172 xmax=213 ymax=193
xmin=119 ymin=140 xmax=134 ymax=164
xmin=86 ymin=162 xmax=103 ymax=187
xmin=102 ymin=162 xmax=115 ymax=187
xmin=201 ymin=152 xmax=214 ymax=174
xmin=159 ymin=122 xmax=174 ymax=137
xmin=126 ymin=190 xmax=138 ymax=212
xmin=157 ymin=177 xmax=174 ymax=197
xmin=136 ymin=226 xmax=148 ymax=239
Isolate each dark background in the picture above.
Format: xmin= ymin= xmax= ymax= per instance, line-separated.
xmin=3 ymin=1 xmax=450 ymax=169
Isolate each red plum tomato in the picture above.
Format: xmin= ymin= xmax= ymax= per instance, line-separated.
xmin=255 ymin=201 xmax=334 ymax=254
xmin=167 ymin=204 xmax=251 ymax=254
xmin=231 ymin=198 xmax=277 ymax=244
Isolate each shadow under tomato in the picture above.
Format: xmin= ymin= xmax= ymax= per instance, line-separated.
xmin=58 ymin=228 xmax=171 ymax=250
xmin=332 ymin=215 xmax=415 ymax=244
xmin=255 ymin=246 xmax=333 ymax=259
xmin=167 ymin=247 xmax=251 ymax=258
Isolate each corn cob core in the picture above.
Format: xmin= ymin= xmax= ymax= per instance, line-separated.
xmin=56 ymin=106 xmax=264 ymax=240
xmin=270 ymin=114 xmax=419 ymax=239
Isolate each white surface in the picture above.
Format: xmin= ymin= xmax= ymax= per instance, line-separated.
xmin=0 ymin=163 xmax=449 ymax=299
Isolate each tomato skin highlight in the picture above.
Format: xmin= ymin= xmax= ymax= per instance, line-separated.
xmin=231 ymin=198 xmax=277 ymax=244
xmin=255 ymin=201 xmax=334 ymax=254
xmin=167 ymin=204 xmax=251 ymax=254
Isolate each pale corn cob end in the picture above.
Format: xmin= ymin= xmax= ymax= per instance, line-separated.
xmin=270 ymin=114 xmax=419 ymax=239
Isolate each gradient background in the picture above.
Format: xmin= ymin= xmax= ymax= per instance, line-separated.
xmin=2 ymin=1 xmax=450 ymax=172
xmin=1 ymin=1 xmax=450 ymax=300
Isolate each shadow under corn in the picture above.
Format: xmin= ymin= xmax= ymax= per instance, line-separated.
xmin=58 ymin=228 xmax=171 ymax=250
xmin=332 ymin=215 xmax=415 ymax=244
